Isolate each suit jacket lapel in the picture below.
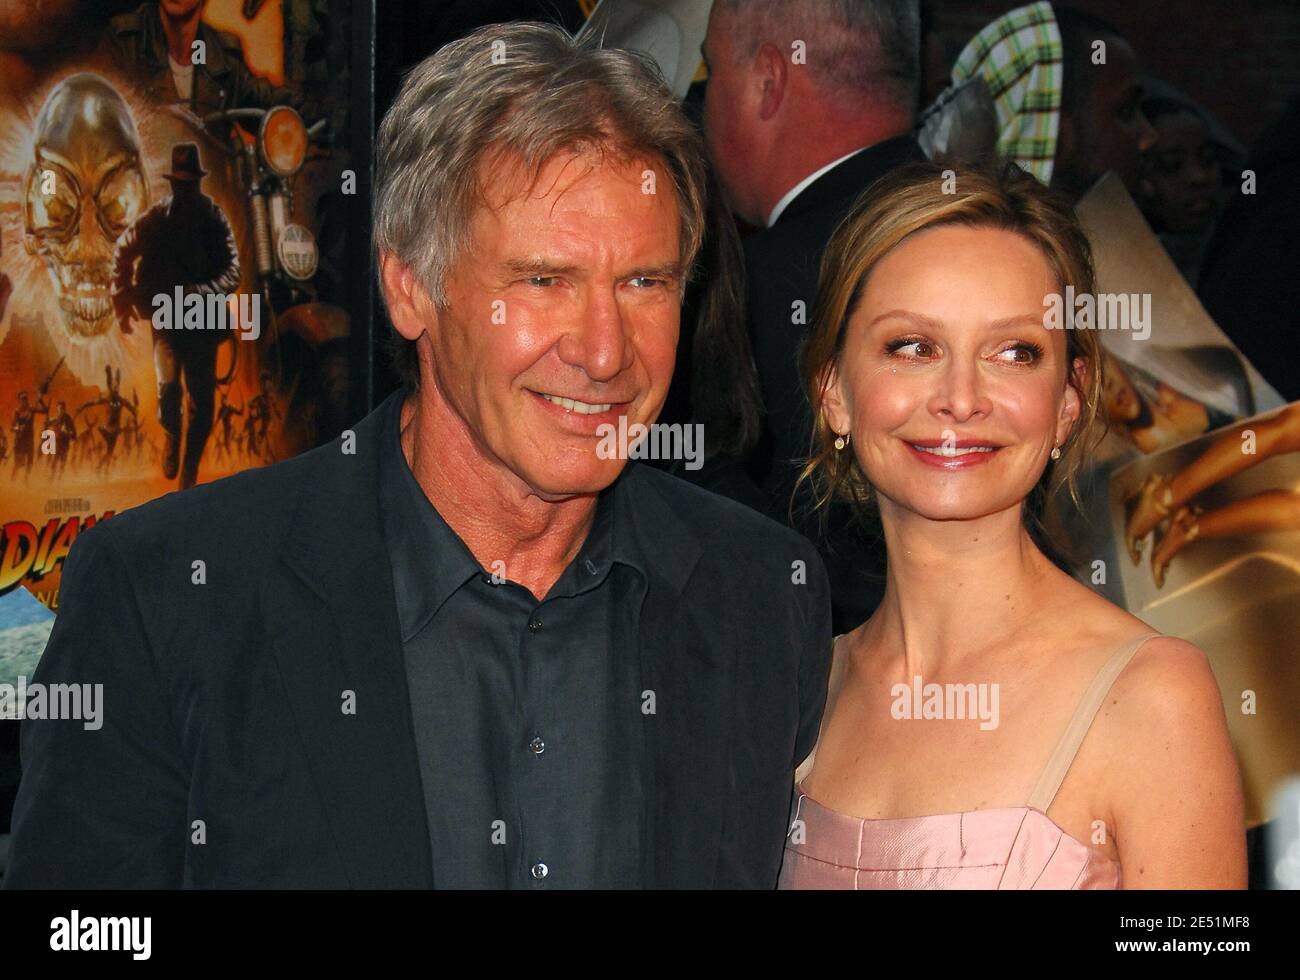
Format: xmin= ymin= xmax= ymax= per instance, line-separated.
xmin=264 ymin=394 xmax=434 ymax=888
xmin=258 ymin=432 xmax=733 ymax=889
xmin=625 ymin=467 xmax=731 ymax=888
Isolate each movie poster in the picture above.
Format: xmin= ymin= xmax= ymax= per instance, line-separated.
xmin=0 ymin=0 xmax=371 ymax=696
xmin=1060 ymin=175 xmax=1299 ymax=826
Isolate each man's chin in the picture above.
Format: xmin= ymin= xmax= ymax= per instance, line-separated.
xmin=522 ymin=458 xmax=631 ymax=501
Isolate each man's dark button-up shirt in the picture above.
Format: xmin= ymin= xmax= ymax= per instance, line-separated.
xmin=377 ymin=393 xmax=648 ymax=888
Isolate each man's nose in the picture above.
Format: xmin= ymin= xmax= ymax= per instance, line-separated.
xmin=557 ymin=286 xmax=632 ymax=383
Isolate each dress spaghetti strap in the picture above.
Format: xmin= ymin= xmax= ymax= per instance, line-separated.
xmin=1025 ymin=632 xmax=1162 ymax=813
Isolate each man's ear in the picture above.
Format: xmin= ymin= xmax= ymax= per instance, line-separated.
xmin=754 ymin=41 xmax=788 ymax=122
xmin=379 ymin=250 xmax=437 ymax=343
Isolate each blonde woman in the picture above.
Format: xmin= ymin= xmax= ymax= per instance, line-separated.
xmin=779 ymin=161 xmax=1245 ymax=889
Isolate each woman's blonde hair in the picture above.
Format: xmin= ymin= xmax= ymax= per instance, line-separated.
xmin=796 ymin=160 xmax=1106 ymax=563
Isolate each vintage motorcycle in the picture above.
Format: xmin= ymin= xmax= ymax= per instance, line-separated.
xmin=171 ymin=100 xmax=351 ymax=445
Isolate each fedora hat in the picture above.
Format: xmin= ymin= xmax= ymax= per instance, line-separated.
xmin=163 ymin=142 xmax=206 ymax=182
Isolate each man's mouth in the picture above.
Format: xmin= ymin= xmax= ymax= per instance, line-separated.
xmin=537 ymin=392 xmax=614 ymax=415
xmin=526 ymin=390 xmax=633 ymax=433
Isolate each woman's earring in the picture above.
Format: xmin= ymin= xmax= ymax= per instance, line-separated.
xmin=1050 ymin=445 xmax=1062 ymax=460
xmin=834 ymin=432 xmax=850 ymax=451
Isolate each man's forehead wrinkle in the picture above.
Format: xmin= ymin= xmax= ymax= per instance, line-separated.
xmin=540 ymin=153 xmax=602 ymax=220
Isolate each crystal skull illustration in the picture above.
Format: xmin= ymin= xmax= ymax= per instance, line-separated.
xmin=23 ymin=73 xmax=149 ymax=341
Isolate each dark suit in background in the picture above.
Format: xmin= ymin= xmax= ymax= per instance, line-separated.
xmin=743 ymin=133 xmax=926 ymax=634
xmin=1198 ymin=94 xmax=1300 ymax=404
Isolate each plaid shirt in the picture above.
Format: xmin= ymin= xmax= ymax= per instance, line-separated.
xmin=950 ymin=1 xmax=1063 ymax=185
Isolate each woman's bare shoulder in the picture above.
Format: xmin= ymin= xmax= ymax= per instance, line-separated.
xmin=1076 ymin=613 xmax=1229 ymax=791
xmin=1107 ymin=633 xmax=1222 ymax=725
xmin=1092 ymin=632 xmax=1245 ymax=887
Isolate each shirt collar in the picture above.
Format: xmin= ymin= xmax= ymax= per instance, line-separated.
xmin=377 ymin=390 xmax=646 ymax=642
xmin=766 ymin=145 xmax=872 ymax=227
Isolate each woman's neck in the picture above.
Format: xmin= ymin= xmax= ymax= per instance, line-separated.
xmin=868 ymin=499 xmax=1057 ymax=680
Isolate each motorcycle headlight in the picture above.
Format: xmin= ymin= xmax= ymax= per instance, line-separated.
xmin=259 ymin=105 xmax=308 ymax=178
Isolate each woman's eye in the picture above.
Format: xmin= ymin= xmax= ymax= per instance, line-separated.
xmin=886 ymin=337 xmax=935 ymax=358
xmin=996 ymin=342 xmax=1043 ymax=364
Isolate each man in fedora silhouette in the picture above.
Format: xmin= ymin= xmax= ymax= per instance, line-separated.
xmin=112 ymin=141 xmax=240 ymax=488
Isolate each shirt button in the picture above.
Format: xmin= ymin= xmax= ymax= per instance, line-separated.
xmin=531 ymin=862 xmax=549 ymax=880
xmin=528 ymin=736 xmax=545 ymax=755
xmin=584 ymin=559 xmax=598 ymax=575
xmin=527 ymin=617 xmax=542 ymax=633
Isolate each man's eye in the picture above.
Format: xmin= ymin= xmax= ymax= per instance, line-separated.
xmin=526 ymin=276 xmax=559 ymax=287
xmin=627 ymin=277 xmax=666 ymax=289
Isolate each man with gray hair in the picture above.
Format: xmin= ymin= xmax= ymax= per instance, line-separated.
xmin=6 ymin=21 xmax=832 ymax=889
xmin=701 ymin=0 xmax=925 ymax=633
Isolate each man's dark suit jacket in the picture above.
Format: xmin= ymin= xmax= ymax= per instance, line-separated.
xmin=743 ymin=134 xmax=926 ymax=634
xmin=4 ymin=391 xmax=833 ymax=889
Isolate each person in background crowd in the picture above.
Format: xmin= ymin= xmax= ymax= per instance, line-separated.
xmin=1050 ymin=5 xmax=1157 ymax=202
xmin=943 ymin=3 xmax=1155 ymax=204
xmin=701 ymin=0 xmax=925 ymax=633
xmin=1137 ymin=97 xmax=1221 ymax=287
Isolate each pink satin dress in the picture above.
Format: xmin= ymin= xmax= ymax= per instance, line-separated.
xmin=778 ymin=632 xmax=1162 ymax=889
